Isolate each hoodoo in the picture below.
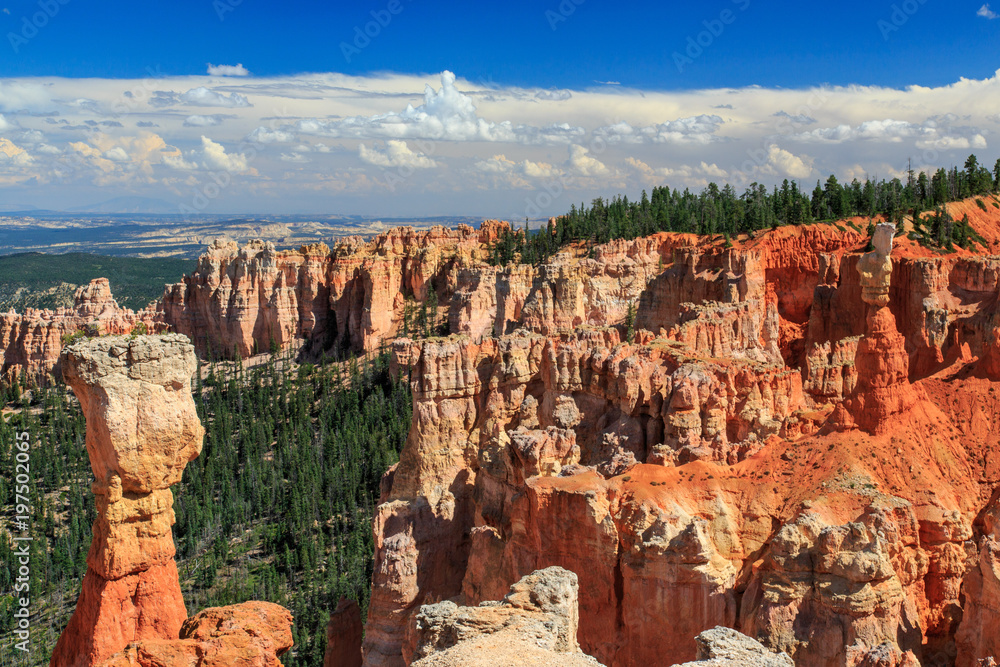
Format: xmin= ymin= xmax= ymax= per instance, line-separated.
xmin=848 ymin=223 xmax=917 ymax=433
xmin=50 ymin=335 xmax=204 ymax=667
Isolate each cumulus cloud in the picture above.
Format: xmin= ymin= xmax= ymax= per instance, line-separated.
xmin=284 ymin=71 xmax=584 ymax=144
xmin=207 ymin=63 xmax=250 ymax=77
xmin=0 ymin=138 xmax=33 ymax=167
xmin=183 ymin=114 xmax=228 ymax=127
xmin=567 ymin=144 xmax=608 ymax=176
xmin=161 ymin=136 xmax=250 ymax=173
xmin=624 ymin=158 xmax=730 ymax=187
xmin=3 ymin=68 xmax=1000 ymax=210
xmin=247 ymin=126 xmax=296 ymax=143
xmin=764 ymin=145 xmax=813 ymax=179
xmin=101 ymin=147 xmax=129 ymax=162
xmin=179 ymin=87 xmax=251 ymax=108
xmin=594 ymin=115 xmax=724 ymax=145
xmin=200 ymin=136 xmax=249 ymax=172
xmin=358 ymin=140 xmax=439 ymax=169
xmin=475 ymin=154 xmax=558 ymax=186
xmin=978 ymin=4 xmax=999 ymax=18
xmin=790 ymin=117 xmax=987 ymax=151
xmin=162 ymin=150 xmax=198 ymax=171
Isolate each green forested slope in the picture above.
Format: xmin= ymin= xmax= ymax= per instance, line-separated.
xmin=0 ymin=349 xmax=409 ymax=666
xmin=0 ymin=253 xmax=191 ymax=311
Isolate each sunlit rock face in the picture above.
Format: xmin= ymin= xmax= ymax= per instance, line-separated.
xmin=51 ymin=334 xmax=204 ymax=667
xmin=360 ymin=210 xmax=1000 ymax=666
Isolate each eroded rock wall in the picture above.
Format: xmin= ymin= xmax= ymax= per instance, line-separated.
xmin=363 ymin=208 xmax=1000 ymax=667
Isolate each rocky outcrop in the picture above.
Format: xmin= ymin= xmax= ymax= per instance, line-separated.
xmin=956 ymin=491 xmax=1000 ymax=666
xmin=677 ymin=627 xmax=793 ymax=667
xmin=159 ymin=225 xmax=501 ymax=358
xmin=326 ymin=598 xmax=364 ymax=667
xmin=843 ymin=224 xmax=917 ymax=434
xmin=0 ymin=278 xmax=156 ymax=385
xmin=406 ymin=567 xmax=602 ymax=667
xmin=51 ymin=335 xmax=204 ymax=667
xmin=98 ymin=602 xmax=293 ymax=667
xmin=364 ymin=207 xmax=1000 ymax=666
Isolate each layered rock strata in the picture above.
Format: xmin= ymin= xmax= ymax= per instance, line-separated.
xmin=158 ymin=224 xmax=504 ymax=358
xmin=50 ymin=335 xmax=204 ymax=667
xmin=98 ymin=602 xmax=293 ymax=667
xmin=362 ymin=205 xmax=1000 ymax=666
xmin=325 ymin=598 xmax=364 ymax=667
xmin=407 ymin=567 xmax=601 ymax=667
xmin=845 ymin=224 xmax=917 ymax=433
xmin=677 ymin=627 xmax=794 ymax=667
xmin=0 ymin=278 xmax=156 ymax=385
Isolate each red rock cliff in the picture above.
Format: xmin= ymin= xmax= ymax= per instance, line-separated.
xmin=360 ymin=200 xmax=1000 ymax=667
xmin=0 ymin=278 xmax=157 ymax=385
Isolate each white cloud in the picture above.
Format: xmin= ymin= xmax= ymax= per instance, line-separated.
xmin=161 ymin=136 xmax=250 ymax=173
xmin=978 ymin=4 xmax=999 ymax=18
xmin=102 ymin=147 xmax=129 ymax=162
xmin=594 ymin=115 xmax=724 ymax=145
xmin=791 ymin=117 xmax=988 ymax=152
xmin=200 ymin=136 xmax=249 ymax=172
xmin=700 ymin=162 xmax=729 ymax=179
xmin=567 ymin=144 xmax=608 ymax=176
xmin=179 ymin=87 xmax=251 ymax=108
xmin=0 ymin=81 xmax=54 ymax=113
xmin=247 ymin=126 xmax=296 ymax=143
xmin=0 ymin=114 xmax=10 ymax=131
xmin=207 ymin=63 xmax=250 ymax=77
xmin=288 ymin=71 xmax=584 ymax=145
xmin=162 ymin=150 xmax=198 ymax=171
xmin=764 ymin=145 xmax=813 ymax=179
xmin=358 ymin=140 xmax=439 ymax=169
xmin=0 ymin=138 xmax=33 ymax=167
xmin=475 ymin=154 xmax=558 ymax=185
xmin=3 ymin=67 xmax=1000 ymax=212
xmin=184 ymin=114 xmax=226 ymax=127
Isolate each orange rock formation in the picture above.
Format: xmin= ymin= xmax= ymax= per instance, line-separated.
xmin=22 ymin=196 xmax=1000 ymax=665
xmin=325 ymin=598 xmax=364 ymax=667
xmin=406 ymin=567 xmax=602 ymax=666
xmin=51 ymin=335 xmax=204 ymax=667
xmin=356 ymin=199 xmax=1000 ymax=666
xmin=0 ymin=278 xmax=157 ymax=385
xmin=98 ymin=602 xmax=293 ymax=667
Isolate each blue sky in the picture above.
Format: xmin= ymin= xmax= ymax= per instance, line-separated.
xmin=4 ymin=0 xmax=999 ymax=89
xmin=0 ymin=1 xmax=998 ymax=215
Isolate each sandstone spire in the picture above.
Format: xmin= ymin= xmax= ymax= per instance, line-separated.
xmin=850 ymin=223 xmax=915 ymax=433
xmin=51 ymin=334 xmax=204 ymax=667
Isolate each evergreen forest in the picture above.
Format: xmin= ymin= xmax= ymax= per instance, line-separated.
xmin=0 ymin=348 xmax=410 ymax=666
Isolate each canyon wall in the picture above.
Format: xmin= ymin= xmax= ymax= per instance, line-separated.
xmin=359 ymin=206 xmax=1000 ymax=666
xmin=12 ymin=198 xmax=1000 ymax=665
xmin=0 ymin=278 xmax=156 ymax=385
